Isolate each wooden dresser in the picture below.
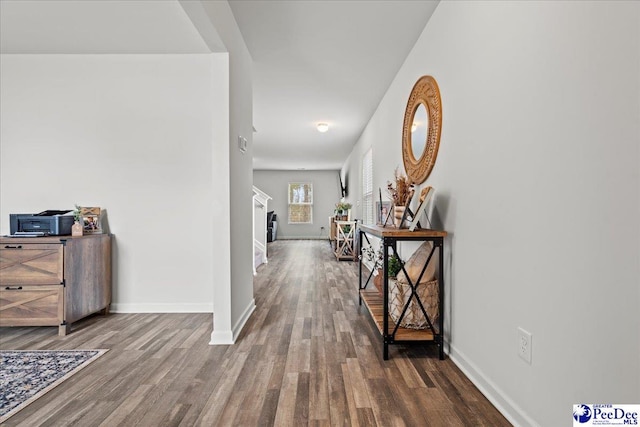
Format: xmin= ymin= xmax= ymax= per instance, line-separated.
xmin=0 ymin=234 xmax=111 ymax=336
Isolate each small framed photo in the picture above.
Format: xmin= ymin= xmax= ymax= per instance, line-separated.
xmin=375 ymin=201 xmax=392 ymax=225
xmin=81 ymin=207 xmax=102 ymax=234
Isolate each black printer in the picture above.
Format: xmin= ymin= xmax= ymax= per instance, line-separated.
xmin=10 ymin=210 xmax=74 ymax=236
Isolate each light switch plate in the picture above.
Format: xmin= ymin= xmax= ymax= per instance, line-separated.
xmin=238 ymin=136 xmax=247 ymax=153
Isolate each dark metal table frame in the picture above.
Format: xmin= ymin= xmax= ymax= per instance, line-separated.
xmin=358 ymin=224 xmax=446 ymax=360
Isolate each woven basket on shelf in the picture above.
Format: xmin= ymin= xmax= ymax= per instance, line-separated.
xmin=389 ymin=278 xmax=439 ymax=330
xmin=372 ymin=268 xmax=383 ymax=295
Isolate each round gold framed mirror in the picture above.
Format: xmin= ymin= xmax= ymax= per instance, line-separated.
xmin=402 ymin=75 xmax=442 ymax=184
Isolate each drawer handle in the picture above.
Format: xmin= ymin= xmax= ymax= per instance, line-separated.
xmin=4 ymin=245 xmax=23 ymax=249
xmin=5 ymin=286 xmax=23 ymax=290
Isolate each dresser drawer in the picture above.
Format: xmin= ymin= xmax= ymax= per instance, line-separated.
xmin=0 ymin=285 xmax=63 ymax=326
xmin=0 ymin=243 xmax=63 ymax=285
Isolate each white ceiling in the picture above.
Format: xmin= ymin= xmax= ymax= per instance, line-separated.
xmin=0 ymin=1 xmax=211 ymax=54
xmin=0 ymin=0 xmax=438 ymax=170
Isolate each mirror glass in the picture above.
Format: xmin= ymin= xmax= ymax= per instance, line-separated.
xmin=411 ymin=103 xmax=428 ymax=159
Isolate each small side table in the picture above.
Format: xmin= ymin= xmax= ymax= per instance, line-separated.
xmin=334 ymin=220 xmax=357 ymax=261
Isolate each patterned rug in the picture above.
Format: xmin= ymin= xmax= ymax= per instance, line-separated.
xmin=0 ymin=349 xmax=108 ymax=423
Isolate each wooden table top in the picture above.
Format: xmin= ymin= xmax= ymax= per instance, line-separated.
xmin=358 ymin=224 xmax=447 ymax=238
xmin=1 ymin=234 xmax=108 ymax=244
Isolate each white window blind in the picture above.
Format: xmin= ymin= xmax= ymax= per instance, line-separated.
xmin=362 ymin=149 xmax=373 ymax=225
xmin=288 ymin=182 xmax=313 ymax=224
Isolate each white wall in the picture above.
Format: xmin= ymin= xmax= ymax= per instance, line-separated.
xmin=253 ymin=170 xmax=342 ymax=239
xmin=342 ymin=2 xmax=640 ymax=426
xmin=0 ymin=0 xmax=258 ymax=345
xmin=197 ymin=1 xmax=255 ymax=343
xmin=0 ymin=54 xmax=229 ymax=313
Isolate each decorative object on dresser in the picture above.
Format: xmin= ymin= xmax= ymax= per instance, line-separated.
xmin=0 ymin=349 xmax=108 ymax=423
xmin=80 ymin=206 xmax=102 ymax=234
xmin=71 ymin=205 xmax=83 ymax=236
xmin=0 ymin=234 xmax=112 ymax=336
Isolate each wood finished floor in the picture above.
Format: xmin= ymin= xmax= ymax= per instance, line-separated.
xmin=0 ymin=240 xmax=511 ymax=426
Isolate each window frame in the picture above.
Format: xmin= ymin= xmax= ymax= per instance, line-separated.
xmin=287 ymin=182 xmax=313 ymax=224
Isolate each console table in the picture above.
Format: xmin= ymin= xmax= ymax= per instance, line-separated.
xmin=358 ymin=224 xmax=447 ymax=360
xmin=0 ymin=234 xmax=111 ymax=336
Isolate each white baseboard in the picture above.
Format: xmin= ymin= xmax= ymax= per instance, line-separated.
xmin=209 ymin=329 xmax=234 ymax=345
xmin=232 ymin=298 xmax=256 ymax=341
xmin=277 ymin=237 xmax=329 ymax=240
xmin=110 ymin=303 xmax=213 ymax=313
xmin=448 ymin=344 xmax=538 ymax=427
xmin=209 ymin=298 xmax=256 ymax=345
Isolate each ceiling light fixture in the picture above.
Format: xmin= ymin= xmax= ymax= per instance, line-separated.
xmin=411 ymin=122 xmax=418 ymax=133
xmin=317 ymin=123 xmax=329 ymax=133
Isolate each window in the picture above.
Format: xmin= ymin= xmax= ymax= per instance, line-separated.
xmin=288 ymin=182 xmax=313 ymax=224
xmin=362 ymin=148 xmax=373 ymax=224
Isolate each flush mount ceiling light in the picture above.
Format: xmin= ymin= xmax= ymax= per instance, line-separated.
xmin=317 ymin=123 xmax=329 ymax=133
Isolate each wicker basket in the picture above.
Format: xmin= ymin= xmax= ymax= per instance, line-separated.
xmin=389 ymin=278 xmax=439 ymax=329
xmin=372 ymin=268 xmax=383 ymax=295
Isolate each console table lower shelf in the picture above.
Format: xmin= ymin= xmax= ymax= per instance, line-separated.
xmin=360 ymin=290 xmax=441 ymax=359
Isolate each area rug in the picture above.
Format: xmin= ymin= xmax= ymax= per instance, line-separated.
xmin=0 ymin=349 xmax=108 ymax=423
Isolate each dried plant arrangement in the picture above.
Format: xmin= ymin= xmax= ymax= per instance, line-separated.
xmin=386 ymin=167 xmax=414 ymax=206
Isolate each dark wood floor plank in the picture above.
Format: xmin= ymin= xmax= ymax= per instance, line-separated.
xmin=345 ymin=358 xmax=371 ymax=409
xmin=97 ymin=384 xmax=154 ymax=426
xmin=340 ymin=362 xmax=361 ymax=426
xmin=0 ymin=240 xmax=510 ymax=427
xmin=309 ymin=336 xmax=330 ymax=423
xmin=294 ymin=371 xmax=311 ymax=424
xmin=193 ymin=351 xmax=250 ymax=425
xmin=273 ymin=372 xmax=299 ymax=425
xmin=232 ymin=351 xmax=276 ymax=425
xmin=326 ymin=344 xmax=351 ymax=426
xmin=256 ymin=388 xmax=281 ymax=426
xmin=365 ymin=377 xmax=400 ymax=426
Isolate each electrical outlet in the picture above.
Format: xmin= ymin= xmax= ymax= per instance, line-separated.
xmin=517 ymin=327 xmax=532 ymax=364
